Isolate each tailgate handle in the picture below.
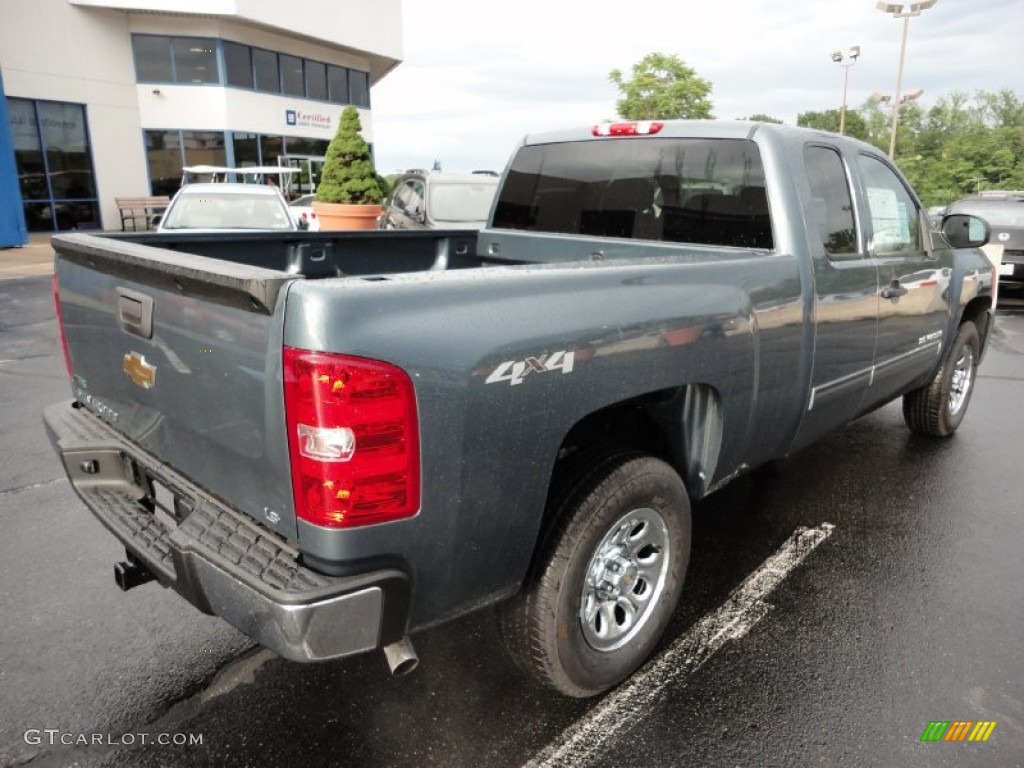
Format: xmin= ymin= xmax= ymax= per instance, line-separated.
xmin=117 ymin=288 xmax=154 ymax=339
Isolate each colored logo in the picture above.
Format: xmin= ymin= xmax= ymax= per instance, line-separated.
xmin=122 ymin=352 xmax=156 ymax=389
xmin=284 ymin=109 xmax=331 ymax=130
xmin=921 ymin=721 xmax=996 ymax=743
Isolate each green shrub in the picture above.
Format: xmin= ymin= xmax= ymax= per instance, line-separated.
xmin=316 ymin=106 xmax=383 ymax=205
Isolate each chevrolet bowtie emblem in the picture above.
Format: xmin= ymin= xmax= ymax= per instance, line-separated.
xmin=123 ymin=352 xmax=156 ymax=389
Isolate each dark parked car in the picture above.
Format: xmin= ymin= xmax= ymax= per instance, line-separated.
xmin=380 ymin=171 xmax=499 ymax=230
xmin=946 ymin=193 xmax=1024 ymax=286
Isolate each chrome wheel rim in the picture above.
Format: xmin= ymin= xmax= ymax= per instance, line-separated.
xmin=948 ymin=346 xmax=974 ymax=416
xmin=580 ymin=507 xmax=671 ymax=652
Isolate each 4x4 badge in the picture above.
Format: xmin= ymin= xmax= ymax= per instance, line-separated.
xmin=123 ymin=352 xmax=156 ymax=389
xmin=486 ymin=350 xmax=575 ymax=386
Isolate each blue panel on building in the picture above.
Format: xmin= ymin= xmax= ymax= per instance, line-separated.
xmin=0 ymin=70 xmax=29 ymax=247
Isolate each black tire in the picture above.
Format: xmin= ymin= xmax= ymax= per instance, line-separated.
xmin=498 ymin=453 xmax=691 ymax=697
xmin=903 ymin=320 xmax=980 ymax=437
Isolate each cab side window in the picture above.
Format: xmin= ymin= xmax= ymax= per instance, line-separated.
xmin=405 ymin=181 xmax=425 ymax=215
xmin=804 ymin=145 xmax=858 ymax=256
xmin=857 ymin=154 xmax=923 ymax=256
xmin=390 ymin=181 xmax=422 ymax=212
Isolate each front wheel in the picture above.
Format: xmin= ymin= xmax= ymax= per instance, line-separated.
xmin=499 ymin=454 xmax=691 ymax=697
xmin=903 ymin=320 xmax=980 ymax=437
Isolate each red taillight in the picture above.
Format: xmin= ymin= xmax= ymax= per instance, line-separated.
xmin=283 ymin=347 xmax=420 ymax=529
xmin=592 ymin=121 xmax=664 ymax=137
xmin=52 ymin=271 xmax=73 ymax=378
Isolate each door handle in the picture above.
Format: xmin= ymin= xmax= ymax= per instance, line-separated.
xmin=880 ymin=281 xmax=908 ymax=300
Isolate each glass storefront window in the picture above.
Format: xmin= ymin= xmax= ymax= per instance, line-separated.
xmin=232 ymin=132 xmax=260 ymax=168
xmin=305 ymin=61 xmax=327 ymax=101
xmin=8 ymin=98 xmax=100 ymax=232
xmin=132 ymin=36 xmax=173 ymax=82
xmin=38 ymin=102 xmax=96 ymax=200
xmin=183 ymin=130 xmax=226 ymax=168
xmin=129 ymin=35 xmax=368 ymax=106
xmin=327 ymin=65 xmax=349 ymax=105
xmin=284 ymin=137 xmax=328 ymax=156
xmin=24 ymin=201 xmax=100 ymax=232
xmin=253 ymin=49 xmax=280 ymax=93
xmin=280 ymin=54 xmax=304 ymax=96
xmin=224 ymin=41 xmax=253 ymax=88
xmin=172 ymin=38 xmax=218 ymax=84
xmin=350 ymin=70 xmax=370 ymax=107
xmin=260 ymin=135 xmax=284 ymax=167
xmin=145 ymin=130 xmax=184 ymax=197
xmin=8 ymin=98 xmax=45 ymax=200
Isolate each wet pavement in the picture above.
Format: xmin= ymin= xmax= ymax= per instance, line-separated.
xmin=1 ymin=272 xmax=1021 ymax=768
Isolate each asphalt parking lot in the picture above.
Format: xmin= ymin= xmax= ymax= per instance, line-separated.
xmin=1 ymin=253 xmax=1022 ymax=768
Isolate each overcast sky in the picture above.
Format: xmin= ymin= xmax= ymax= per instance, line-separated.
xmin=370 ymin=0 xmax=1024 ymax=174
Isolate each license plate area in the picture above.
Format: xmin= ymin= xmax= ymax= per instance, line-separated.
xmin=999 ymin=262 xmax=1015 ymax=276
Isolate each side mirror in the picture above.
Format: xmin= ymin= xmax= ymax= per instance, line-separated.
xmin=940 ymin=214 xmax=990 ymax=248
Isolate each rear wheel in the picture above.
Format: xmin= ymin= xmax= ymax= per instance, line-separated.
xmin=499 ymin=453 xmax=691 ymax=697
xmin=903 ymin=320 xmax=980 ymax=437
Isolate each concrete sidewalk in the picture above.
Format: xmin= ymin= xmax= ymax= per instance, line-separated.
xmin=0 ymin=233 xmax=55 ymax=280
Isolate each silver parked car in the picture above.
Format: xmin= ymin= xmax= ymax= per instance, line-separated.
xmin=380 ymin=171 xmax=499 ymax=230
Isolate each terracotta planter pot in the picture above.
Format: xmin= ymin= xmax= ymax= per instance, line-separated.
xmin=312 ymin=201 xmax=382 ymax=231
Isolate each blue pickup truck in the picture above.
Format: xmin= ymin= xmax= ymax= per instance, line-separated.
xmin=45 ymin=120 xmax=994 ymax=697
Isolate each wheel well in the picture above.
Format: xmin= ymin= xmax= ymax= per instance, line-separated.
xmin=524 ymin=384 xmax=720 ymax=584
xmin=961 ymin=295 xmax=993 ymax=355
xmin=551 ymin=383 xmax=722 ymax=502
xmin=559 ymin=391 xmax=674 ymax=463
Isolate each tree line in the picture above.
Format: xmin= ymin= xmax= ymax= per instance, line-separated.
xmin=611 ymin=53 xmax=1024 ymax=207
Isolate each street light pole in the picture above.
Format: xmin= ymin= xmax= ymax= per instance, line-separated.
xmin=877 ymin=1 xmax=937 ymax=158
xmin=831 ymin=46 xmax=860 ymax=135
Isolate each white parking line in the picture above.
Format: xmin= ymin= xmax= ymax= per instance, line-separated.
xmin=524 ymin=523 xmax=836 ymax=768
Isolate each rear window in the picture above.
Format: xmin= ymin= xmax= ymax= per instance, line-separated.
xmin=492 ymin=137 xmax=773 ymax=249
xmin=428 ymin=181 xmax=498 ymax=223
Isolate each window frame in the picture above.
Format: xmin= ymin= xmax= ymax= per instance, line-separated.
xmin=131 ymin=34 xmax=174 ymax=84
xmin=855 ymin=152 xmax=927 ymax=259
xmin=130 ymin=34 xmax=369 ymax=106
xmin=170 ymin=37 xmax=219 ymax=85
xmin=252 ymin=47 xmax=281 ymax=94
xmin=804 ymin=143 xmax=864 ymax=261
xmin=223 ymin=40 xmax=254 ymax=89
xmin=279 ymin=53 xmax=305 ymax=97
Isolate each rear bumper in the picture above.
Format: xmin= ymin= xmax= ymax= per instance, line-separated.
xmin=43 ymin=400 xmax=409 ymax=662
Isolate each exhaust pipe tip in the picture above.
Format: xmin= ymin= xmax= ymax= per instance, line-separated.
xmin=382 ymin=636 xmax=418 ymax=676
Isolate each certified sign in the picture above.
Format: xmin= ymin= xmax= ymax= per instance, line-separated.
xmin=285 ymin=109 xmax=332 ymax=130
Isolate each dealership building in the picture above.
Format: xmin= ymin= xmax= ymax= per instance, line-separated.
xmin=0 ymin=0 xmax=403 ymax=242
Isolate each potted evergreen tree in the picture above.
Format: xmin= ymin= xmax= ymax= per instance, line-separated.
xmin=313 ymin=106 xmax=383 ymax=230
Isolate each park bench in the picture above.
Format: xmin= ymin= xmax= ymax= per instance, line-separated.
xmin=115 ymin=196 xmax=170 ymax=231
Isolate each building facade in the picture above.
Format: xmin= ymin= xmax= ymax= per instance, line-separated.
xmin=0 ymin=0 xmax=403 ymax=234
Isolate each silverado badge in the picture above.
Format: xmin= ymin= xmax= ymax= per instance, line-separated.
xmin=123 ymin=351 xmax=156 ymax=389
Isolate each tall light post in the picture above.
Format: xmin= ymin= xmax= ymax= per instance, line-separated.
xmin=872 ymin=89 xmax=924 ymax=154
xmin=831 ymin=45 xmax=861 ymax=135
xmin=877 ymin=0 xmax=937 ymax=158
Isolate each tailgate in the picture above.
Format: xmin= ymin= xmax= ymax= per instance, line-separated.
xmin=52 ymin=233 xmax=301 ymax=538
